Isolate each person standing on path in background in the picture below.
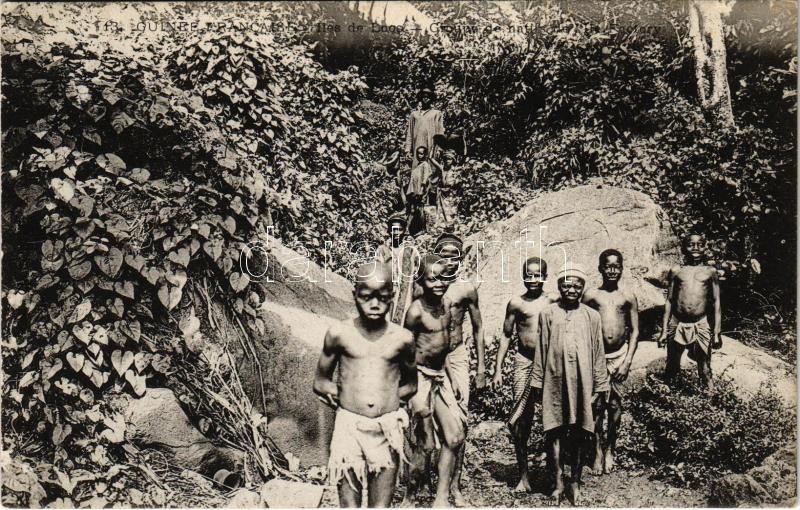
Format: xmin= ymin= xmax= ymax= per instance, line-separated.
xmin=531 ymin=263 xmax=609 ymax=506
xmin=403 ymin=254 xmax=465 ymax=508
xmin=313 ymin=262 xmax=417 ymax=508
xmin=406 ymin=89 xmax=444 ymax=169
xmin=376 ymin=214 xmax=418 ymax=327
xmin=493 ymin=256 xmax=557 ymax=493
xmin=406 ymin=146 xmax=444 ymax=237
xmin=582 ymin=249 xmax=640 ymax=475
xmin=377 ymin=139 xmax=405 ymax=213
xmin=657 ymin=233 xmax=722 ymax=388
xmin=434 ymin=233 xmax=487 ymax=507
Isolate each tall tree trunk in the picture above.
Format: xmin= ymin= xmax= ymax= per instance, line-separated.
xmin=688 ymin=0 xmax=736 ymax=128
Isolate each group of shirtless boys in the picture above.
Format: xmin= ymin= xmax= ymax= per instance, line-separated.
xmin=314 ymin=226 xmax=722 ymax=508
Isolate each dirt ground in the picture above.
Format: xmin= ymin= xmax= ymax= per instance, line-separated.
xmin=319 ymin=423 xmax=705 ymax=508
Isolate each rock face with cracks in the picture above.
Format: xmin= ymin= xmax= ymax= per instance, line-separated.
xmin=235 ymin=235 xmax=355 ymax=466
xmin=463 ymin=185 xmax=682 ymax=339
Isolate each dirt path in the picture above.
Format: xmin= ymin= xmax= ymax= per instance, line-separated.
xmin=320 ymin=422 xmax=705 ymax=507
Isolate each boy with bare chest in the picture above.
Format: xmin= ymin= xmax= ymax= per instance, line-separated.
xmin=657 ymin=234 xmax=722 ymax=388
xmin=493 ymin=256 xmax=556 ymax=492
xmin=314 ymin=262 xmax=417 ymax=507
xmin=582 ymin=249 xmax=639 ymax=475
xmin=404 ymin=254 xmax=466 ymax=507
xmin=435 ymin=233 xmax=486 ymax=506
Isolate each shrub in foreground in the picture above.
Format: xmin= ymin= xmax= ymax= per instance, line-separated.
xmin=621 ymin=372 xmax=794 ymax=487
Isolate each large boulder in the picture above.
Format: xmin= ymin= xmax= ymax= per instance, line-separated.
xmin=234 ymin=235 xmax=355 ymax=467
xmin=120 ymin=388 xmax=244 ymax=477
xmin=464 ymin=185 xmax=681 ymax=338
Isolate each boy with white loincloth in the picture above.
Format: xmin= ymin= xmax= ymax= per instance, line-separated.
xmin=314 ymin=262 xmax=418 ymax=507
xmin=657 ymin=233 xmax=722 ymax=388
xmin=434 ymin=233 xmax=486 ymax=507
xmin=403 ymin=253 xmax=466 ymax=507
xmin=493 ymin=256 xmax=557 ymax=492
xmin=582 ymin=249 xmax=639 ymax=475
xmin=531 ymin=264 xmax=609 ymax=506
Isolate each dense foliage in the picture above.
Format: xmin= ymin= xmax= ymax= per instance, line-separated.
xmin=0 ymin=12 xmax=289 ymax=505
xmin=621 ymin=372 xmax=795 ymax=487
xmin=0 ymin=3 xmax=389 ymax=505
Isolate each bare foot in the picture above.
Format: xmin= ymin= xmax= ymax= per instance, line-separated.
xmin=568 ymin=481 xmax=582 ymax=506
xmin=400 ymin=490 xmax=419 ymax=509
xmin=604 ymin=450 xmax=615 ymax=474
xmin=590 ymin=454 xmax=604 ymax=475
xmin=547 ymin=477 xmax=564 ymax=507
xmin=513 ymin=476 xmax=532 ymax=493
xmin=547 ymin=488 xmax=563 ymax=507
xmin=451 ymin=490 xmax=469 ymax=507
xmin=432 ymin=496 xmax=451 ymax=508
xmin=398 ymin=497 xmax=416 ymax=508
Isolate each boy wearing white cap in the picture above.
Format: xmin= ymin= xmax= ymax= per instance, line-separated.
xmin=531 ymin=263 xmax=609 ymax=506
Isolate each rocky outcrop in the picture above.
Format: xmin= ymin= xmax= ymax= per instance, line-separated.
xmin=709 ymin=443 xmax=797 ymax=506
xmin=464 ymin=185 xmax=681 ymax=339
xmin=626 ymin=338 xmax=796 ymax=406
xmin=234 ymin=235 xmax=355 ymax=467
xmin=120 ymin=388 xmax=244 ymax=477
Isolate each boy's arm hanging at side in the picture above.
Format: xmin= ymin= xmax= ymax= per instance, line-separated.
xmin=710 ymin=270 xmax=722 ymax=348
xmin=313 ymin=327 xmax=340 ymax=408
xmin=467 ymin=287 xmax=487 ymax=389
xmin=493 ymin=300 xmax=516 ymax=389
xmin=398 ymin=334 xmax=418 ymax=404
xmin=658 ymin=268 xmax=676 ymax=348
xmin=616 ymin=292 xmax=640 ymax=383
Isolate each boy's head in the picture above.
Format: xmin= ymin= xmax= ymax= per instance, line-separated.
xmin=387 ymin=214 xmax=406 ymax=246
xmin=354 ymin=261 xmax=393 ymax=321
xmin=419 ymin=88 xmax=435 ymax=106
xmin=556 ymin=263 xmax=587 ymax=304
xmin=416 ymin=146 xmax=428 ymax=162
xmin=683 ymin=233 xmax=705 ymax=263
xmin=522 ymin=256 xmax=548 ymax=292
xmin=433 ymin=233 xmax=463 ymax=280
xmin=416 ymin=253 xmax=448 ymax=298
xmin=598 ymin=249 xmax=623 ymax=283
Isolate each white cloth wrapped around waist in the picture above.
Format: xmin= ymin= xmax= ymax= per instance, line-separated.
xmin=327 ymin=407 xmax=409 ymax=489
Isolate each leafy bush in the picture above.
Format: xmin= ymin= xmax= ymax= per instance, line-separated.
xmin=1 ymin=22 xmax=266 ymax=441
xmin=0 ymin=6 xmax=342 ymax=502
xmin=620 ymin=372 xmax=795 ymax=487
xmin=166 ymin=27 xmax=393 ymax=272
xmin=449 ymin=159 xmax=535 ymax=235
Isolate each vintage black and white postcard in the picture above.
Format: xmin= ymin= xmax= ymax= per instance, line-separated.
xmin=1 ymin=1 xmax=796 ymax=508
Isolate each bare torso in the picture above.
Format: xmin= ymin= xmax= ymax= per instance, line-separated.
xmin=509 ymin=293 xmax=555 ymax=358
xmin=583 ymin=287 xmax=633 ymax=352
xmin=408 ymin=299 xmax=451 ymax=370
xmin=670 ymin=265 xmax=716 ymax=322
xmin=335 ymin=319 xmax=414 ymax=417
